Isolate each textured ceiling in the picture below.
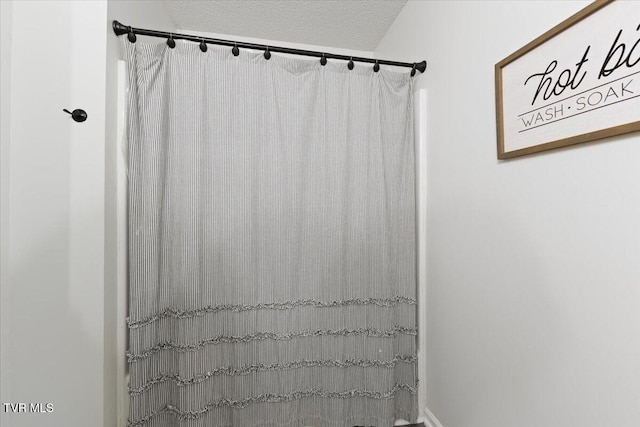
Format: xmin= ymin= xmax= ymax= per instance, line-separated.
xmin=165 ymin=0 xmax=408 ymax=51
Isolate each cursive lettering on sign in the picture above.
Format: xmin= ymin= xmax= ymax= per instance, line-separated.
xmin=522 ymin=23 xmax=639 ymax=109
xmin=599 ymin=24 xmax=640 ymax=79
xmin=524 ymin=47 xmax=590 ymax=106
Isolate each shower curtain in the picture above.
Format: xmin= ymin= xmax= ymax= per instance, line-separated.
xmin=124 ymin=39 xmax=417 ymax=427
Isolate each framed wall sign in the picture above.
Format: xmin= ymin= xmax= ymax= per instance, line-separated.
xmin=495 ymin=0 xmax=640 ymax=159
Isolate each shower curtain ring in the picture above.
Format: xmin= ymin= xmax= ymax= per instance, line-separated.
xmin=264 ymin=46 xmax=271 ymax=60
xmin=167 ymin=33 xmax=175 ymax=49
xmin=127 ymin=26 xmax=136 ymax=43
xmin=320 ymin=53 xmax=327 ymax=66
xmin=232 ymin=43 xmax=240 ymax=56
xmin=199 ymin=39 xmax=207 ymax=52
xmin=411 ymin=63 xmax=417 ymax=77
xmin=348 ymin=57 xmax=354 ymax=70
xmin=373 ymin=60 xmax=380 ymax=73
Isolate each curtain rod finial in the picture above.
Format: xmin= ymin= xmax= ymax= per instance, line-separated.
xmin=415 ymin=60 xmax=427 ymax=74
xmin=112 ymin=20 xmax=128 ymax=36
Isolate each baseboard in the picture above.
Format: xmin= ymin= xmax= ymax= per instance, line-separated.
xmin=395 ymin=406 xmax=443 ymax=427
xmin=395 ymin=417 xmax=426 ymax=426
xmin=423 ymin=407 xmax=444 ymax=427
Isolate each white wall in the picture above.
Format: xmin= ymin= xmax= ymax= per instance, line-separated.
xmin=1 ymin=1 xmax=107 ymax=426
xmin=376 ymin=1 xmax=640 ymax=427
xmin=0 ymin=0 xmax=13 ymax=355
xmin=0 ymin=1 xmax=175 ymax=426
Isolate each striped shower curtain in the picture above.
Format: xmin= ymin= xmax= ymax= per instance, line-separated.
xmin=123 ymin=38 xmax=417 ymax=427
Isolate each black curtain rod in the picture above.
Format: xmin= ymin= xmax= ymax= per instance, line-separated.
xmin=113 ymin=20 xmax=426 ymax=75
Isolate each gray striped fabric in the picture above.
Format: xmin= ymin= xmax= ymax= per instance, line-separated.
xmin=123 ymin=38 xmax=417 ymax=427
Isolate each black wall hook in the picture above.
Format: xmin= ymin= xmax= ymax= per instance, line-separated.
xmin=63 ymin=108 xmax=87 ymax=123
